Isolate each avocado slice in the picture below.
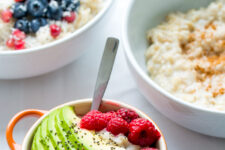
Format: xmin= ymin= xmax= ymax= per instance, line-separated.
xmin=31 ymin=106 xmax=125 ymax=150
xmin=59 ymin=106 xmax=125 ymax=150
xmin=40 ymin=118 xmax=55 ymax=149
xmin=32 ymin=125 xmax=45 ymax=150
xmin=47 ymin=110 xmax=66 ymax=149
xmin=55 ymin=109 xmax=76 ymax=150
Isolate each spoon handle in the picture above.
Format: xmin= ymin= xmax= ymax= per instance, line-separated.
xmin=91 ymin=37 xmax=119 ymax=110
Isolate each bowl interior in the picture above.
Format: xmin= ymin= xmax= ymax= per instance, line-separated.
xmin=23 ymin=100 xmax=167 ymax=150
xmin=126 ymin=0 xmax=214 ymax=72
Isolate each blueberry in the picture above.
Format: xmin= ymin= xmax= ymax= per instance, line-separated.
xmin=40 ymin=0 xmax=48 ymax=5
xmin=12 ymin=3 xmax=27 ymax=19
xmin=47 ymin=1 xmax=63 ymax=20
xmin=14 ymin=19 xmax=29 ymax=33
xmin=29 ymin=19 xmax=41 ymax=33
xmin=27 ymin=0 xmax=46 ymax=17
xmin=66 ymin=1 xmax=80 ymax=11
xmin=39 ymin=18 xmax=48 ymax=26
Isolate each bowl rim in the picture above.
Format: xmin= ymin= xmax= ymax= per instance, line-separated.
xmin=0 ymin=0 xmax=112 ymax=56
xmin=122 ymin=0 xmax=225 ymax=115
xmin=22 ymin=98 xmax=167 ymax=150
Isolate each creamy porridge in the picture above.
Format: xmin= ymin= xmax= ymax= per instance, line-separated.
xmin=0 ymin=0 xmax=104 ymax=50
xmin=146 ymin=0 xmax=225 ymax=111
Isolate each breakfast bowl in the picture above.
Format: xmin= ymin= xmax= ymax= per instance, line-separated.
xmin=123 ymin=0 xmax=225 ymax=138
xmin=0 ymin=0 xmax=112 ymax=79
xmin=6 ymin=99 xmax=167 ymax=150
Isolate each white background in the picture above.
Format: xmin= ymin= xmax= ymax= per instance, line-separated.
xmin=1 ymin=0 xmax=225 ymax=149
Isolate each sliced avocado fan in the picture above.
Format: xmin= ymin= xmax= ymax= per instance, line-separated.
xmin=31 ymin=106 xmax=125 ymax=150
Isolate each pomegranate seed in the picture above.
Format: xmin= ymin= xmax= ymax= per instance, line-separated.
xmin=50 ymin=24 xmax=61 ymax=38
xmin=6 ymin=38 xmax=15 ymax=48
xmin=63 ymin=12 xmax=76 ymax=23
xmin=12 ymin=29 xmax=26 ymax=41
xmin=1 ymin=9 xmax=12 ymax=23
xmin=14 ymin=40 xmax=25 ymax=50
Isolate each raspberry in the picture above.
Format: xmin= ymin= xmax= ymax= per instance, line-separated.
xmin=80 ymin=110 xmax=107 ymax=131
xmin=104 ymin=111 xmax=118 ymax=123
xmin=63 ymin=12 xmax=76 ymax=23
xmin=128 ymin=118 xmax=161 ymax=147
xmin=141 ymin=148 xmax=158 ymax=150
xmin=1 ymin=9 xmax=12 ymax=23
xmin=106 ymin=117 xmax=129 ymax=135
xmin=117 ymin=108 xmax=139 ymax=123
xmin=50 ymin=24 xmax=61 ymax=38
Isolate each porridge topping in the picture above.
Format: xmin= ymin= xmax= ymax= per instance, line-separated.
xmin=80 ymin=108 xmax=161 ymax=149
xmin=0 ymin=0 xmax=104 ymax=50
xmin=31 ymin=106 xmax=161 ymax=150
xmin=146 ymin=0 xmax=225 ymax=111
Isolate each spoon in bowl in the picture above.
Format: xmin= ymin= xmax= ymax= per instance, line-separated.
xmin=91 ymin=37 xmax=119 ymax=110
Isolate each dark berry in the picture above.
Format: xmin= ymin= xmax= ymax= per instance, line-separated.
xmin=66 ymin=1 xmax=80 ymax=11
xmin=14 ymin=19 xmax=29 ymax=33
xmin=27 ymin=0 xmax=46 ymax=17
xmin=29 ymin=19 xmax=41 ymax=33
xmin=40 ymin=0 xmax=48 ymax=5
xmin=12 ymin=3 xmax=27 ymax=19
xmin=39 ymin=18 xmax=48 ymax=26
xmin=60 ymin=0 xmax=72 ymax=10
xmin=47 ymin=1 xmax=63 ymax=20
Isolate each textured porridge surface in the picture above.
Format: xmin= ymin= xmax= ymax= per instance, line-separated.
xmin=0 ymin=0 xmax=104 ymax=50
xmin=146 ymin=0 xmax=225 ymax=111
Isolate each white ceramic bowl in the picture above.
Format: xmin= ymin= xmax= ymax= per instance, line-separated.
xmin=6 ymin=99 xmax=167 ymax=150
xmin=123 ymin=0 xmax=225 ymax=138
xmin=0 ymin=0 xmax=112 ymax=79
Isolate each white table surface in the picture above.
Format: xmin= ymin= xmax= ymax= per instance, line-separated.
xmin=1 ymin=0 xmax=225 ymax=149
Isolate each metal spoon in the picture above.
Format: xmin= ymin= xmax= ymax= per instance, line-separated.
xmin=91 ymin=37 xmax=119 ymax=110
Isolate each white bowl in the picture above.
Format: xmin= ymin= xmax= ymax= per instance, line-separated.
xmin=0 ymin=0 xmax=112 ymax=79
xmin=6 ymin=99 xmax=167 ymax=150
xmin=123 ymin=0 xmax=225 ymax=138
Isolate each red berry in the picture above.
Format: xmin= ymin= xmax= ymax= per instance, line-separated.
xmin=63 ymin=12 xmax=76 ymax=23
xmin=12 ymin=29 xmax=26 ymax=41
xmin=50 ymin=24 xmax=61 ymax=38
xmin=106 ymin=117 xmax=129 ymax=135
xmin=141 ymin=148 xmax=158 ymax=150
xmin=117 ymin=108 xmax=139 ymax=123
xmin=6 ymin=29 xmax=26 ymax=50
xmin=80 ymin=110 xmax=107 ymax=131
xmin=128 ymin=118 xmax=161 ymax=147
xmin=104 ymin=111 xmax=118 ymax=123
xmin=14 ymin=40 xmax=25 ymax=50
xmin=6 ymin=38 xmax=15 ymax=48
xmin=1 ymin=9 xmax=12 ymax=23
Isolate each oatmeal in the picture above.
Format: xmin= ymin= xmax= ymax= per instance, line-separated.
xmin=0 ymin=0 xmax=104 ymax=50
xmin=145 ymin=0 xmax=225 ymax=111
